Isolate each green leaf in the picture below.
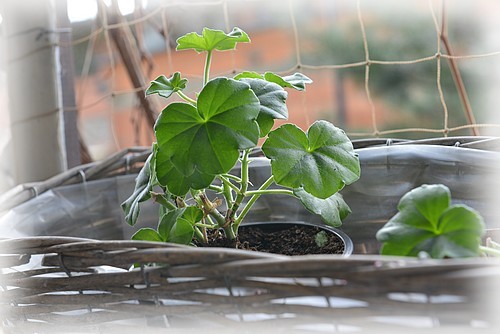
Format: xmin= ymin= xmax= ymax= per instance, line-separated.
xmin=239 ymin=78 xmax=288 ymax=136
xmin=376 ymin=184 xmax=486 ymax=258
xmin=396 ymin=184 xmax=450 ymax=231
xmin=131 ymin=228 xmax=163 ymax=242
xmin=154 ymin=77 xmax=260 ymax=194
xmin=234 ymin=71 xmax=263 ymax=80
xmin=294 ymin=188 xmax=351 ymax=227
xmin=262 ymin=121 xmax=360 ymax=199
xmin=169 ymin=218 xmax=195 ymax=244
xmin=264 ymin=72 xmax=313 ymax=91
xmin=155 ymin=153 xmax=215 ymax=196
xmin=235 ymin=71 xmax=313 ymax=91
xmin=158 ymin=207 xmax=201 ymax=244
xmin=146 ymin=72 xmax=187 ymax=99
xmin=256 ymin=113 xmax=275 ymax=138
xmin=121 ymin=149 xmax=156 ymax=226
xmin=176 ymin=27 xmax=250 ymax=53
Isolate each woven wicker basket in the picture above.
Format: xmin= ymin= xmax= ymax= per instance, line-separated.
xmin=2 ymin=137 xmax=500 ymax=332
xmin=1 ymin=236 xmax=499 ymax=333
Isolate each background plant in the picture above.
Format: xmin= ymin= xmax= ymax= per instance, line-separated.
xmin=122 ymin=27 xmax=360 ymax=245
xmin=376 ymin=184 xmax=489 ymax=258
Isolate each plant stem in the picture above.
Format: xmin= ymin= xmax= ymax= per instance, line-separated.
xmin=234 ymin=175 xmax=276 ymax=229
xmin=226 ymin=150 xmax=250 ymax=224
xmin=479 ymin=245 xmax=500 ymax=257
xmin=177 ymin=90 xmax=197 ymax=105
xmin=203 ymin=50 xmax=213 ymax=86
xmin=221 ymin=173 xmax=243 ymax=183
xmin=219 ymin=175 xmax=240 ymax=194
xmin=207 ymin=185 xmax=224 ymax=193
xmin=246 ymin=189 xmax=294 ymax=196
xmin=195 ymin=222 xmax=218 ymax=229
xmin=199 ymin=191 xmax=236 ymax=240
xmin=150 ymin=192 xmax=176 ymax=210
xmin=193 ymin=226 xmax=206 ymax=243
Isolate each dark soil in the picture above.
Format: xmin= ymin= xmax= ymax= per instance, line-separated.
xmin=196 ymin=224 xmax=345 ymax=256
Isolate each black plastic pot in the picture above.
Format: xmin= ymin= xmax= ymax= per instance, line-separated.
xmin=239 ymin=221 xmax=353 ymax=256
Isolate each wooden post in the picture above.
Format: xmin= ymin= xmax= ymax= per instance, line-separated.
xmin=105 ymin=2 xmax=160 ymax=129
xmin=2 ymin=0 xmax=66 ymax=185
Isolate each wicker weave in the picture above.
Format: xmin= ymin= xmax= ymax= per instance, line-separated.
xmin=1 ymin=236 xmax=499 ymax=333
xmin=2 ymin=137 xmax=500 ymax=332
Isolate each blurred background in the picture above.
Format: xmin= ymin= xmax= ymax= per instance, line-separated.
xmin=1 ymin=0 xmax=499 ymax=192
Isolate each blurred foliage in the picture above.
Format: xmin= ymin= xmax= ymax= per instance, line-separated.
xmin=303 ymin=15 xmax=481 ymax=138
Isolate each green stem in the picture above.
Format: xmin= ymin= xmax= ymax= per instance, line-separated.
xmin=221 ymin=173 xmax=243 ymax=183
xmin=193 ymin=226 xmax=206 ymax=243
xmin=234 ymin=175 xmax=276 ymax=229
xmin=226 ymin=150 xmax=250 ymax=223
xmin=203 ymin=50 xmax=213 ymax=86
xmin=246 ymin=189 xmax=294 ymax=196
xmin=219 ymin=175 xmax=240 ymax=194
xmin=480 ymin=245 xmax=500 ymax=257
xmin=207 ymin=185 xmax=224 ymax=193
xmin=195 ymin=222 xmax=218 ymax=229
xmin=177 ymin=90 xmax=197 ymax=105
xmin=221 ymin=178 xmax=234 ymax=213
xmin=150 ymin=192 xmax=176 ymax=210
xmin=486 ymin=238 xmax=500 ymax=249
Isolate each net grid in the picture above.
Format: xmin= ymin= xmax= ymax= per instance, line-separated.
xmin=5 ymin=0 xmax=500 ymax=154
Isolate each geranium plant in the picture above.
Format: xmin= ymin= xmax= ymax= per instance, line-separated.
xmin=376 ymin=184 xmax=487 ymax=258
xmin=122 ymin=27 xmax=360 ymax=246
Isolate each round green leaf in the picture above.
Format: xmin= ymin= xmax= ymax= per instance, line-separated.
xmin=176 ymin=27 xmax=250 ymax=53
xmin=397 ymin=184 xmax=451 ymax=230
xmin=131 ymin=228 xmax=163 ymax=242
xmin=169 ymin=219 xmax=195 ymax=245
xmin=262 ymin=121 xmax=360 ymax=199
xmin=376 ymin=184 xmax=486 ymax=258
xmin=155 ymin=153 xmax=214 ymax=196
xmin=239 ymin=78 xmax=288 ymax=137
xmin=239 ymin=78 xmax=288 ymax=119
xmin=158 ymin=207 xmax=202 ymax=244
xmin=154 ymin=77 xmax=260 ymax=190
xmin=294 ymin=188 xmax=351 ymax=227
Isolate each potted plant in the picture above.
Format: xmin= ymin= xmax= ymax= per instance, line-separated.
xmin=122 ymin=27 xmax=360 ymax=255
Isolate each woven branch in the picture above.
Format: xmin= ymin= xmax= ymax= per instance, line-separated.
xmin=1 ymin=237 xmax=499 ymax=330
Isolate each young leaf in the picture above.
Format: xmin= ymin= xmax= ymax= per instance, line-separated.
xmin=235 ymin=71 xmax=313 ymax=91
xmin=131 ymin=228 xmax=163 ymax=242
xmin=264 ymin=72 xmax=313 ymax=91
xmin=376 ymin=184 xmax=485 ymax=258
xmin=121 ymin=149 xmax=157 ymax=226
xmin=238 ymin=78 xmax=288 ymax=136
xmin=158 ymin=207 xmax=201 ymax=244
xmin=176 ymin=27 xmax=250 ymax=53
xmin=234 ymin=71 xmax=263 ymax=80
xmin=154 ymin=77 xmax=260 ymax=186
xmin=146 ymin=72 xmax=187 ymax=99
xmin=294 ymin=188 xmax=351 ymax=227
xmin=262 ymin=121 xmax=360 ymax=199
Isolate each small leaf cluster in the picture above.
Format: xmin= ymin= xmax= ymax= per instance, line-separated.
xmin=122 ymin=27 xmax=360 ymax=245
xmin=376 ymin=184 xmax=486 ymax=258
